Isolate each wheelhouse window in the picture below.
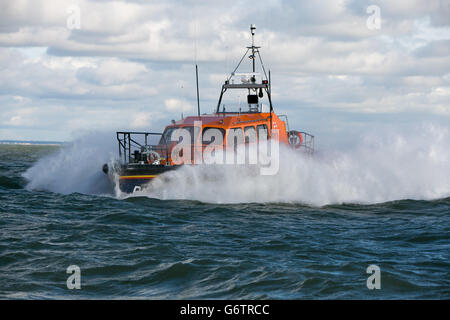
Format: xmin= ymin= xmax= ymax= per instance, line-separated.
xmin=159 ymin=126 xmax=197 ymax=145
xmin=257 ymin=124 xmax=268 ymax=140
xmin=227 ymin=127 xmax=244 ymax=147
xmin=244 ymin=126 xmax=257 ymax=144
xmin=202 ymin=127 xmax=225 ymax=145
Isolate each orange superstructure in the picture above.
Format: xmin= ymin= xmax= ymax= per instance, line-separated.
xmin=157 ymin=112 xmax=290 ymax=166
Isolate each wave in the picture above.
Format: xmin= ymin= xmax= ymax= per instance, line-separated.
xmin=23 ymin=132 xmax=116 ymax=195
xmin=24 ymin=124 xmax=450 ymax=206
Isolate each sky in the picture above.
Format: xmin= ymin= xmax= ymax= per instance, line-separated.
xmin=0 ymin=0 xmax=449 ymax=146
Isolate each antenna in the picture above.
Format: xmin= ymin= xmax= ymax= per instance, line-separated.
xmin=269 ymin=69 xmax=271 ymax=94
xmin=250 ymin=24 xmax=256 ymax=73
xmin=269 ymin=69 xmax=273 ymax=134
xmin=196 ymin=64 xmax=200 ymax=117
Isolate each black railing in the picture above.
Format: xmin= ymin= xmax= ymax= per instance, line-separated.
xmin=116 ymin=132 xmax=170 ymax=164
xmin=288 ymin=130 xmax=315 ymax=154
xmin=299 ymin=132 xmax=315 ymax=154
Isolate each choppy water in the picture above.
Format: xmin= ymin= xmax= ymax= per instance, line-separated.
xmin=1 ymin=128 xmax=449 ymax=299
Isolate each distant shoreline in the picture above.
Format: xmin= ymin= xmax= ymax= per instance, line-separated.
xmin=0 ymin=140 xmax=64 ymax=146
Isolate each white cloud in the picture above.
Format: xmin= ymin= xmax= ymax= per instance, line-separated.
xmin=164 ymin=98 xmax=193 ymax=113
xmin=130 ymin=112 xmax=151 ymax=129
xmin=0 ymin=0 xmax=449 ymax=141
xmin=76 ymin=58 xmax=148 ymax=86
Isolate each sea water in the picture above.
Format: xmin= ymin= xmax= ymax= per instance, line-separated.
xmin=0 ymin=124 xmax=449 ymax=299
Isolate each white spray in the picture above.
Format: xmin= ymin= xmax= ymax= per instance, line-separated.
xmin=23 ymin=132 xmax=117 ymax=195
xmin=24 ymin=124 xmax=450 ymax=206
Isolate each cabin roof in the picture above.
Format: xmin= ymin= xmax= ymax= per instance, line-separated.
xmin=170 ymin=112 xmax=273 ymax=128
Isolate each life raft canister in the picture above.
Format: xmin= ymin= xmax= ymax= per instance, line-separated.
xmin=147 ymin=150 xmax=161 ymax=165
xmin=288 ymin=130 xmax=304 ymax=149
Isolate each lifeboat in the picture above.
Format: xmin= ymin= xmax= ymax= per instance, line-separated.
xmin=103 ymin=25 xmax=314 ymax=193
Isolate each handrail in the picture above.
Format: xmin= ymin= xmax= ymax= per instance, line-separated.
xmin=116 ymin=132 xmax=169 ymax=164
xmin=298 ymin=131 xmax=315 ymax=154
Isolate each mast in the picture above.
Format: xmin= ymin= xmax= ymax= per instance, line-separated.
xmin=250 ymin=24 xmax=256 ymax=73
xmin=216 ymin=24 xmax=272 ymax=114
xmin=196 ymin=64 xmax=200 ymax=117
